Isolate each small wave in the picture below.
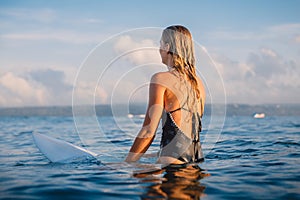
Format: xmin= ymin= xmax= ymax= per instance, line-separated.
xmin=14 ymin=162 xmax=26 ymax=166
xmin=286 ymin=122 xmax=300 ymax=128
xmin=287 ymin=153 xmax=300 ymax=158
xmin=260 ymin=161 xmax=286 ymax=167
xmin=216 ymin=139 xmax=255 ymax=147
xmin=240 ymin=148 xmax=259 ymax=153
xmin=17 ymin=131 xmax=33 ymax=135
xmin=205 ymin=154 xmax=242 ymax=160
xmin=273 ymin=141 xmax=300 ymax=147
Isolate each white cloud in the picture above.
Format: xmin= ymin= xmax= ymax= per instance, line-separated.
xmin=73 ymin=81 xmax=108 ymax=105
xmin=1 ymin=31 xmax=105 ymax=44
xmin=0 ymin=7 xmax=107 ymax=45
xmin=29 ymin=69 xmax=72 ymax=94
xmin=206 ymin=30 xmax=260 ymax=41
xmin=268 ymin=23 xmax=300 ymax=33
xmin=260 ymin=48 xmax=277 ymax=58
xmin=0 ymin=72 xmax=48 ymax=107
xmin=214 ymin=47 xmax=300 ymax=104
xmin=73 ymin=76 xmax=150 ymax=105
xmin=70 ymin=34 xmax=163 ymax=106
xmin=1 ymin=7 xmax=105 ymax=26
xmin=74 ymin=18 xmax=104 ymax=24
xmin=114 ymin=35 xmax=161 ymax=65
xmin=0 ymin=8 xmax=57 ymax=23
xmin=0 ymin=69 xmax=76 ymax=107
xmin=206 ymin=23 xmax=300 ymax=42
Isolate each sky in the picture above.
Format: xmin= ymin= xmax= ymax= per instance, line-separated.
xmin=0 ymin=0 xmax=299 ymax=107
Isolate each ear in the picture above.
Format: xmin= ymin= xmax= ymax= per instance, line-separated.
xmin=164 ymin=43 xmax=170 ymax=52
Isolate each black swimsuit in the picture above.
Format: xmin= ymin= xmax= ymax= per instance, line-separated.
xmin=159 ymin=106 xmax=204 ymax=164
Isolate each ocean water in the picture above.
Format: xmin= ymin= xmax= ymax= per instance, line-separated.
xmin=0 ymin=105 xmax=299 ymax=199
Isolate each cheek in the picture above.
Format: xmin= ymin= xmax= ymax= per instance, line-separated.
xmin=159 ymin=48 xmax=167 ymax=56
xmin=159 ymin=48 xmax=163 ymax=55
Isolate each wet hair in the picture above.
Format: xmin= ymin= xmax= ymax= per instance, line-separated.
xmin=161 ymin=25 xmax=200 ymax=99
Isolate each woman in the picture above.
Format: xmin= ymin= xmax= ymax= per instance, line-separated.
xmin=125 ymin=25 xmax=205 ymax=166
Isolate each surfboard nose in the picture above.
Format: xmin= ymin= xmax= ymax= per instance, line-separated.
xmin=32 ymin=132 xmax=97 ymax=163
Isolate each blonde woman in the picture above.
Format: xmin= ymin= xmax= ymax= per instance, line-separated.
xmin=125 ymin=25 xmax=206 ymax=166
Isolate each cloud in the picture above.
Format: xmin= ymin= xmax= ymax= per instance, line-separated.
xmin=206 ymin=23 xmax=300 ymax=41
xmin=0 ymin=72 xmax=47 ymax=107
xmin=0 ymin=8 xmax=57 ymax=23
xmin=70 ymin=34 xmax=164 ymax=106
xmin=1 ymin=31 xmax=105 ymax=44
xmin=0 ymin=69 xmax=74 ymax=107
xmin=215 ymin=47 xmax=300 ymax=104
xmin=295 ymin=35 xmax=300 ymax=43
xmin=0 ymin=7 xmax=107 ymax=44
xmin=114 ymin=35 xmax=161 ymax=65
xmin=73 ymin=73 xmax=150 ymax=105
xmin=29 ymin=69 xmax=72 ymax=94
xmin=247 ymin=48 xmax=285 ymax=78
xmin=268 ymin=23 xmax=300 ymax=33
xmin=71 ymin=18 xmax=104 ymax=25
xmin=260 ymin=48 xmax=277 ymax=57
xmin=73 ymin=81 xmax=108 ymax=105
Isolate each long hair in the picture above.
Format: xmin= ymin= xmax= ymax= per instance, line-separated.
xmin=161 ymin=25 xmax=200 ymax=99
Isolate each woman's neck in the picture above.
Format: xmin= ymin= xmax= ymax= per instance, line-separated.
xmin=166 ymin=55 xmax=175 ymax=71
xmin=167 ymin=65 xmax=175 ymax=72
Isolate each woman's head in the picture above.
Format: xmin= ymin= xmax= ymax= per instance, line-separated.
xmin=160 ymin=25 xmax=200 ymax=99
xmin=160 ymin=25 xmax=195 ymax=69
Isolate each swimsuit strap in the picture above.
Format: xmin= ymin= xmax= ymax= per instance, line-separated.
xmin=169 ymin=107 xmax=190 ymax=114
xmin=168 ymin=98 xmax=203 ymax=117
xmin=168 ymin=99 xmax=190 ymax=114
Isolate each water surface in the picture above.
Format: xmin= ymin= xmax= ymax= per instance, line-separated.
xmin=0 ymin=105 xmax=299 ymax=199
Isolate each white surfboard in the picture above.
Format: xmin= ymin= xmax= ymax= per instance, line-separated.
xmin=33 ymin=132 xmax=97 ymax=163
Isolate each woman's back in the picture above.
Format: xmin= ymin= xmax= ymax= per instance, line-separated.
xmin=153 ymin=70 xmax=205 ymax=137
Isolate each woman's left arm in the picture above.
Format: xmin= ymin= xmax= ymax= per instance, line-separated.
xmin=125 ymin=73 xmax=165 ymax=162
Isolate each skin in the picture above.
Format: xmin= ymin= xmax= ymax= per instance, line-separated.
xmin=125 ymin=38 xmax=206 ymax=164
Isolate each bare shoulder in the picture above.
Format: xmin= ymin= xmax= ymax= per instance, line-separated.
xmin=150 ymin=71 xmax=174 ymax=83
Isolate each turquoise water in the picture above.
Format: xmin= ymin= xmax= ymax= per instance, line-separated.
xmin=0 ymin=106 xmax=299 ymax=199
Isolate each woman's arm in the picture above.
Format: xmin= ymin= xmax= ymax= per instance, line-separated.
xmin=197 ymin=77 xmax=206 ymax=117
xmin=125 ymin=73 xmax=165 ymax=162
